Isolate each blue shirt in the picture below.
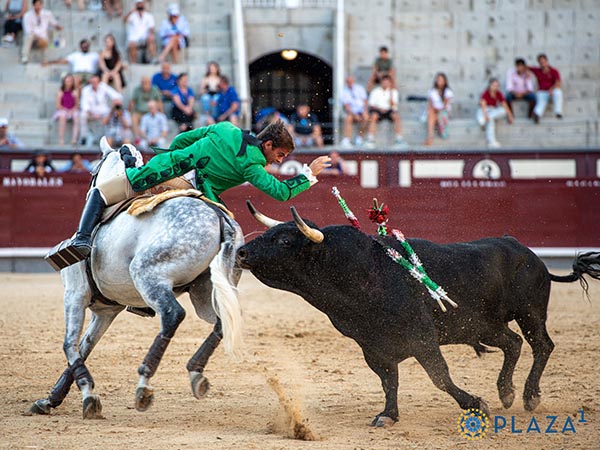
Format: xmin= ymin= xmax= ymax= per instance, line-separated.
xmin=171 ymin=86 xmax=195 ymax=106
xmin=215 ymin=86 xmax=240 ymax=118
xmin=152 ymin=72 xmax=178 ymax=96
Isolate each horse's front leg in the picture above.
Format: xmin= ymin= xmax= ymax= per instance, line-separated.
xmin=186 ymin=319 xmax=222 ymax=399
xmin=133 ymin=282 xmax=186 ymax=412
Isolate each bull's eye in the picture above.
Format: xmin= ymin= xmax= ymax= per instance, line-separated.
xmin=277 ymin=237 xmax=291 ymax=246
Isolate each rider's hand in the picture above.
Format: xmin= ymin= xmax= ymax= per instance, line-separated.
xmin=309 ymin=155 xmax=332 ymax=176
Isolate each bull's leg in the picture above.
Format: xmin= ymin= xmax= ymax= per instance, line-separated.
xmin=186 ymin=319 xmax=222 ymax=399
xmin=28 ymin=304 xmax=123 ymax=417
xmin=515 ymin=316 xmax=555 ymax=411
xmin=362 ymin=350 xmax=400 ymax=427
xmin=481 ymin=325 xmax=523 ymax=408
xmin=132 ymin=282 xmax=186 ymax=412
xmin=413 ymin=343 xmax=490 ymax=416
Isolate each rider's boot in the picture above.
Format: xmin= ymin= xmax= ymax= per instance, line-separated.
xmin=69 ymin=188 xmax=107 ymax=257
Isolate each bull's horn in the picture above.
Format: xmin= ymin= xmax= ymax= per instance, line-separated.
xmin=246 ymin=200 xmax=283 ymax=228
xmin=291 ymin=207 xmax=324 ymax=243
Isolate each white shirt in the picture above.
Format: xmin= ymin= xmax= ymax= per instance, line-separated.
xmin=505 ymin=68 xmax=534 ymax=94
xmin=368 ymin=86 xmax=399 ymax=112
xmin=140 ymin=111 xmax=168 ymax=140
xmin=23 ymin=9 xmax=58 ymax=40
xmin=81 ymin=82 xmax=123 ymax=115
xmin=126 ymin=11 xmax=155 ymax=43
xmin=67 ymin=51 xmax=99 ymax=74
xmin=341 ymin=83 xmax=367 ymax=115
xmin=427 ymin=87 xmax=454 ymax=111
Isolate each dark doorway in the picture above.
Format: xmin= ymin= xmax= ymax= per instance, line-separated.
xmin=249 ymin=51 xmax=333 ymax=144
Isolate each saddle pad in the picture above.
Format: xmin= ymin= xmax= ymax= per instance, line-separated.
xmin=101 ymin=195 xmax=152 ymax=224
xmin=127 ymin=188 xmax=235 ymax=219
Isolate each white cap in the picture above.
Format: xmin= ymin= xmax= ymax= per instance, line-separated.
xmin=0 ymin=117 xmax=8 ymax=126
xmin=135 ymin=0 xmax=144 ymax=4
xmin=167 ymin=3 xmax=180 ymax=15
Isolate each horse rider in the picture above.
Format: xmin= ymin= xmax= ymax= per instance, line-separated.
xmin=68 ymin=120 xmax=331 ymax=259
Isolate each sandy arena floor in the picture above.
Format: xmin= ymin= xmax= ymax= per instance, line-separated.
xmin=0 ymin=271 xmax=598 ymax=449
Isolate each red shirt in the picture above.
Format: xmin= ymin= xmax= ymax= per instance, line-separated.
xmin=528 ymin=66 xmax=561 ymax=91
xmin=480 ymin=90 xmax=505 ymax=107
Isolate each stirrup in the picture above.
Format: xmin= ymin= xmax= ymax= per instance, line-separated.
xmin=45 ymin=239 xmax=90 ymax=271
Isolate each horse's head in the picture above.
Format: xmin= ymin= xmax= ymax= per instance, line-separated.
xmin=91 ymin=137 xmax=144 ymax=188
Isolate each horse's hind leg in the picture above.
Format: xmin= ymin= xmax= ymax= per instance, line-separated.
xmin=28 ymin=303 xmax=123 ymax=418
xmin=187 ymin=319 xmax=222 ymax=399
xmin=132 ymin=281 xmax=186 ymax=412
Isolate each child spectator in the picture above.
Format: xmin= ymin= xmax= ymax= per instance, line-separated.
xmin=200 ymin=61 xmax=221 ymax=118
xmin=21 ymin=0 xmax=62 ymax=64
xmin=157 ymin=3 xmax=189 ymax=64
xmin=529 ymin=53 xmax=563 ymax=123
xmin=60 ymin=152 xmax=93 ymax=173
xmin=288 ymin=103 xmax=323 ymax=148
xmin=124 ymin=0 xmax=156 ymax=63
xmin=0 ymin=117 xmax=25 ymax=148
xmin=24 ymin=150 xmax=54 ymax=176
xmin=424 ymin=72 xmax=453 ymax=146
xmin=366 ymin=75 xmax=405 ymax=148
xmin=170 ymin=72 xmax=196 ymax=132
xmin=139 ymin=100 xmax=168 ymax=150
xmin=97 ymin=33 xmax=126 ymax=92
xmin=52 ymin=74 xmax=80 ymax=146
xmin=476 ymin=78 xmax=513 ymax=148
xmin=2 ymin=0 xmax=28 ymax=46
xmin=367 ymin=46 xmax=395 ymax=91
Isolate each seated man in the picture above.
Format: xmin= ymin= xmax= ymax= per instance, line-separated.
xmin=366 ymin=75 xmax=405 ymax=147
xmin=129 ymin=76 xmax=162 ymax=140
xmin=152 ymin=61 xmax=178 ymax=115
xmin=288 ymin=103 xmax=323 ymax=148
xmin=0 ymin=117 xmax=25 ymax=149
xmin=44 ymin=38 xmax=99 ymax=90
xmin=211 ymin=76 xmax=240 ymax=126
xmin=124 ymin=0 xmax=156 ymax=63
xmin=102 ymin=100 xmax=133 ymax=147
xmin=529 ymin=53 xmax=563 ymax=123
xmin=367 ymin=46 xmax=396 ymax=91
xmin=80 ymin=74 xmax=123 ymax=146
xmin=21 ymin=0 xmax=62 ymax=64
xmin=139 ymin=100 xmax=168 ymax=150
xmin=340 ymin=75 xmax=368 ymax=147
xmin=505 ymin=58 xmax=536 ymax=119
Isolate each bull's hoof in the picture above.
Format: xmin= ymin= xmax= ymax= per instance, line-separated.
xmin=135 ymin=386 xmax=154 ymax=412
xmin=500 ymin=389 xmax=515 ymax=409
xmin=83 ymin=395 xmax=103 ymax=419
xmin=190 ymin=372 xmax=210 ymax=399
xmin=25 ymin=399 xmax=51 ymax=416
xmin=524 ymin=394 xmax=541 ymax=412
xmin=370 ymin=415 xmax=396 ymax=428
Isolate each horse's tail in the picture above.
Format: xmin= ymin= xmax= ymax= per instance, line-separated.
xmin=549 ymin=251 xmax=600 ymax=298
xmin=209 ymin=220 xmax=244 ymax=358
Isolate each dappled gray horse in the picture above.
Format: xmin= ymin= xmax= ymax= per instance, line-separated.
xmin=29 ymin=138 xmax=244 ymax=418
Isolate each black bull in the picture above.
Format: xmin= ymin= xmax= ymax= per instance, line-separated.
xmin=237 ymin=204 xmax=600 ymax=427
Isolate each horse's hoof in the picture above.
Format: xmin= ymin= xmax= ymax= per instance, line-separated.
xmin=25 ymin=399 xmax=51 ymax=416
xmin=83 ymin=395 xmax=103 ymax=419
xmin=500 ymin=389 xmax=515 ymax=409
xmin=190 ymin=372 xmax=210 ymax=399
xmin=524 ymin=394 xmax=541 ymax=412
xmin=135 ymin=386 xmax=154 ymax=412
xmin=477 ymin=398 xmax=491 ymax=417
xmin=370 ymin=415 xmax=396 ymax=428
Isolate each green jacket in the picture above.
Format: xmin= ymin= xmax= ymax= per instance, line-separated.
xmin=125 ymin=122 xmax=311 ymax=203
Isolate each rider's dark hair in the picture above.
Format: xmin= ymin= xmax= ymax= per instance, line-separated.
xmin=257 ymin=120 xmax=295 ymax=152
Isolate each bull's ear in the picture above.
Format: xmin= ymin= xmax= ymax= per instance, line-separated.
xmin=99 ymin=136 xmax=114 ymax=157
xmin=246 ymin=200 xmax=283 ymax=228
xmin=291 ymin=207 xmax=324 ymax=243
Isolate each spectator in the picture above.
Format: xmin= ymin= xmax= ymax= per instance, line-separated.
xmin=152 ymin=61 xmax=178 ymax=111
xmin=102 ymin=100 xmax=132 ymax=147
xmin=529 ymin=53 xmax=563 ymax=123
xmin=60 ymin=152 xmax=93 ymax=173
xmin=505 ymin=58 xmax=535 ymax=119
xmin=124 ymin=0 xmax=156 ymax=64
xmin=366 ymin=75 xmax=405 ymax=148
xmin=129 ymin=76 xmax=162 ymax=139
xmin=0 ymin=117 xmax=25 ymax=148
xmin=2 ymin=0 xmax=28 ymax=47
xmin=288 ymin=103 xmax=323 ymax=148
xmin=200 ymin=61 xmax=221 ymax=118
xmin=367 ymin=46 xmax=395 ymax=91
xmin=80 ymin=73 xmax=123 ymax=146
xmin=157 ymin=3 xmax=189 ymax=64
xmin=21 ymin=0 xmax=62 ymax=64
xmin=424 ymin=72 xmax=453 ymax=146
xmin=52 ymin=74 xmax=80 ymax=146
xmin=212 ymin=75 xmax=240 ymax=126
xmin=170 ymin=72 xmax=196 ymax=132
xmin=44 ymin=39 xmax=100 ymax=90
xmin=254 ymin=107 xmax=289 ymax=133
xmin=97 ymin=33 xmax=126 ymax=92
xmin=139 ymin=100 xmax=168 ymax=150
xmin=340 ymin=75 xmax=368 ymax=148
xmin=476 ymin=78 xmax=513 ymax=148
xmin=321 ymin=151 xmax=347 ymax=176
xmin=24 ymin=150 xmax=54 ymax=176
xmin=63 ymin=0 xmax=83 ymax=11
xmin=103 ymin=0 xmax=122 ymax=18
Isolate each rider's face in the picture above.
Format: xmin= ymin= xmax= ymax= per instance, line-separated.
xmin=262 ymin=141 xmax=290 ymax=165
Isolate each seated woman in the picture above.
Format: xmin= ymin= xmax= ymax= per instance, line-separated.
xmin=199 ymin=61 xmax=221 ymax=118
xmin=157 ymin=3 xmax=190 ymax=64
xmin=170 ymin=72 xmax=196 ymax=132
xmin=97 ymin=33 xmax=126 ymax=92
xmin=52 ymin=74 xmax=80 ymax=146
xmin=2 ymin=0 xmax=27 ymax=46
xmin=424 ymin=72 xmax=454 ymax=146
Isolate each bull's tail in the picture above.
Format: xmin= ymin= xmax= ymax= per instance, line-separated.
xmin=549 ymin=251 xmax=600 ymax=296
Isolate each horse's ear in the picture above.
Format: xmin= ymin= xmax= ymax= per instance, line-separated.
xmin=99 ymin=136 xmax=114 ymax=157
